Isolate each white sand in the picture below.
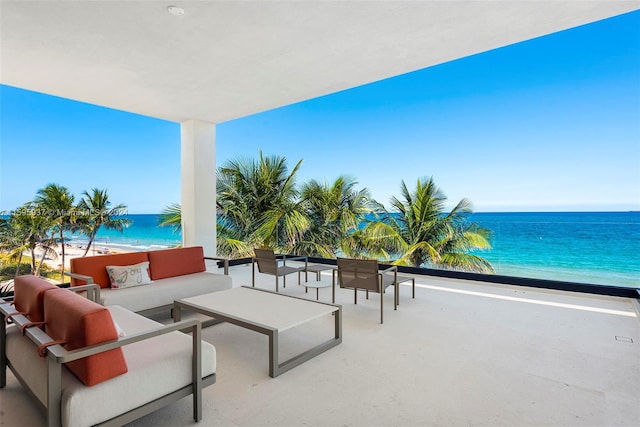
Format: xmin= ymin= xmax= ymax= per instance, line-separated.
xmin=37 ymin=243 xmax=130 ymax=271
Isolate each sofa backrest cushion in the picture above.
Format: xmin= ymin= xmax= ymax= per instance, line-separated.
xmin=13 ymin=275 xmax=59 ymax=323
xmin=148 ymin=246 xmax=206 ymax=280
xmin=44 ymin=288 xmax=128 ymax=386
xmin=70 ymin=252 xmax=150 ymax=289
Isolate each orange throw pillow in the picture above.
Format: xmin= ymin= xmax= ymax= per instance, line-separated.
xmin=13 ymin=275 xmax=58 ymax=323
xmin=44 ymin=289 xmax=128 ymax=386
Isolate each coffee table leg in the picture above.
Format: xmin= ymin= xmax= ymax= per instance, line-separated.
xmin=173 ymin=303 xmax=182 ymax=322
xmin=269 ymin=331 xmax=277 ymax=378
xmin=269 ymin=306 xmax=342 ymax=378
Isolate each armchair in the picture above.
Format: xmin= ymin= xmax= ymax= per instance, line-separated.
xmin=252 ymin=248 xmax=307 ymax=292
xmin=335 ymin=257 xmax=405 ymax=324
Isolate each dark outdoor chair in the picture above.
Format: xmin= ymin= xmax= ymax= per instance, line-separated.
xmin=335 ymin=257 xmax=401 ymax=324
xmin=252 ymin=248 xmax=308 ymax=292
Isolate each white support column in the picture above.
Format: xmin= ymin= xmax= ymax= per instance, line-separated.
xmin=180 ymin=120 xmax=217 ymax=255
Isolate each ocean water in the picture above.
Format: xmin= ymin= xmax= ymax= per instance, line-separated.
xmin=66 ymin=214 xmax=181 ymax=252
xmin=468 ymin=212 xmax=639 ymax=288
xmin=69 ymin=212 xmax=639 ymax=288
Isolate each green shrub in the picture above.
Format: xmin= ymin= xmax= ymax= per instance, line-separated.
xmin=0 ymin=258 xmax=60 ymax=282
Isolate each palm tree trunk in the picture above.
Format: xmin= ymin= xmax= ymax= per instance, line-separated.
xmin=82 ymin=233 xmax=96 ymax=257
xmin=59 ymin=227 xmax=65 ymax=281
xmin=14 ymin=253 xmax=23 ymax=277
xmin=35 ymin=252 xmax=47 ymax=277
xmin=30 ymin=246 xmax=37 ymax=274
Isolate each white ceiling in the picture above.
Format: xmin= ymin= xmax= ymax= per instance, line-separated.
xmin=1 ymin=1 xmax=638 ymax=124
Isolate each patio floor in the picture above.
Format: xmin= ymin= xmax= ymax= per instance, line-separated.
xmin=2 ymin=263 xmax=638 ymax=426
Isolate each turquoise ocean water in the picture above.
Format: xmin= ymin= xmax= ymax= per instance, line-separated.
xmin=69 ymin=212 xmax=639 ymax=288
xmin=467 ymin=212 xmax=639 ymax=288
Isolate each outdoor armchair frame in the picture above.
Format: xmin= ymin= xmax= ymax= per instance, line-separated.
xmin=335 ymin=258 xmax=400 ymax=324
xmin=252 ymin=248 xmax=308 ymax=292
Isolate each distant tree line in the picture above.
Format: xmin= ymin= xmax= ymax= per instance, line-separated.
xmin=160 ymin=152 xmax=494 ymax=273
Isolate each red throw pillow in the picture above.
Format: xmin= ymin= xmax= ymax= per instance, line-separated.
xmin=13 ymin=275 xmax=58 ymax=323
xmin=148 ymin=246 xmax=206 ymax=280
xmin=44 ymin=289 xmax=128 ymax=386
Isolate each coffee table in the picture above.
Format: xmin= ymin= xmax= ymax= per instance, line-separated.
xmin=173 ymin=286 xmax=342 ymax=377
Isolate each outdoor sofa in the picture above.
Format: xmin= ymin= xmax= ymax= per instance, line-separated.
xmin=0 ymin=274 xmax=216 ymax=427
xmin=67 ymin=246 xmax=232 ymax=316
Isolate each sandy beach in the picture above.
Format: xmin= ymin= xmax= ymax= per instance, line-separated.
xmin=0 ymin=244 xmax=133 ymax=291
xmin=38 ymin=243 xmax=131 ymax=271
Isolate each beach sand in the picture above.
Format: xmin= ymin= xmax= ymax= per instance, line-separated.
xmin=0 ymin=244 xmax=132 ymax=291
xmin=39 ymin=243 xmax=131 ymax=271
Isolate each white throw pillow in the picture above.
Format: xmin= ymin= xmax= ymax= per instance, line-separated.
xmin=106 ymin=262 xmax=153 ymax=289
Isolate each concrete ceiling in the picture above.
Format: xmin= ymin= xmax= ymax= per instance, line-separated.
xmin=1 ymin=1 xmax=638 ymax=124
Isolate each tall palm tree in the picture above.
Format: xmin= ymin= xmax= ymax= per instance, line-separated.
xmin=34 ymin=183 xmax=76 ymax=279
xmin=295 ymin=176 xmax=373 ymax=257
xmin=216 ymin=152 xmax=309 ymax=256
xmin=11 ymin=203 xmax=57 ymax=276
xmin=77 ymin=188 xmax=131 ymax=256
xmin=362 ymin=177 xmax=494 ymax=273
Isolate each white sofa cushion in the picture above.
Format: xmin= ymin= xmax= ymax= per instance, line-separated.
xmin=5 ymin=305 xmax=216 ymax=427
xmin=99 ymin=271 xmax=232 ymax=312
xmin=5 ymin=323 xmax=49 ymax=405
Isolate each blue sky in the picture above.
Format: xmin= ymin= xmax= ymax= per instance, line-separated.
xmin=1 ymin=11 xmax=639 ymax=214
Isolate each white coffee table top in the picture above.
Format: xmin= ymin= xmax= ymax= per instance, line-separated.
xmin=177 ymin=286 xmax=339 ymax=332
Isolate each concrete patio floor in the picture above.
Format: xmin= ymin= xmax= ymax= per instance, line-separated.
xmin=2 ymin=263 xmax=638 ymax=426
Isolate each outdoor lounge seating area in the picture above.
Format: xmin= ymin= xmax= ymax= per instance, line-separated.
xmin=0 ymin=275 xmax=216 ymax=427
xmin=1 ymin=263 xmax=637 ymax=427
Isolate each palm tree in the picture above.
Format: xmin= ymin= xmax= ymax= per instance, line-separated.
xmin=11 ymin=203 xmax=57 ymax=276
xmin=216 ymin=152 xmax=309 ymax=256
xmin=361 ymin=177 xmax=494 ymax=273
xmin=34 ymin=183 xmax=76 ymax=279
xmin=295 ymin=176 xmax=373 ymax=257
xmin=0 ymin=213 xmax=29 ymax=277
xmin=158 ymin=203 xmax=182 ymax=233
xmin=77 ymin=188 xmax=131 ymax=256
xmin=157 ymin=202 xmax=257 ymax=256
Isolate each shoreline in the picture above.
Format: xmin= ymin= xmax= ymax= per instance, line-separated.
xmin=38 ymin=243 xmax=131 ymax=271
xmin=65 ymin=236 xmax=180 ymax=254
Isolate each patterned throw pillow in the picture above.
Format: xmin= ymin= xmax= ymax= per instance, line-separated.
xmin=105 ymin=262 xmax=153 ymax=289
